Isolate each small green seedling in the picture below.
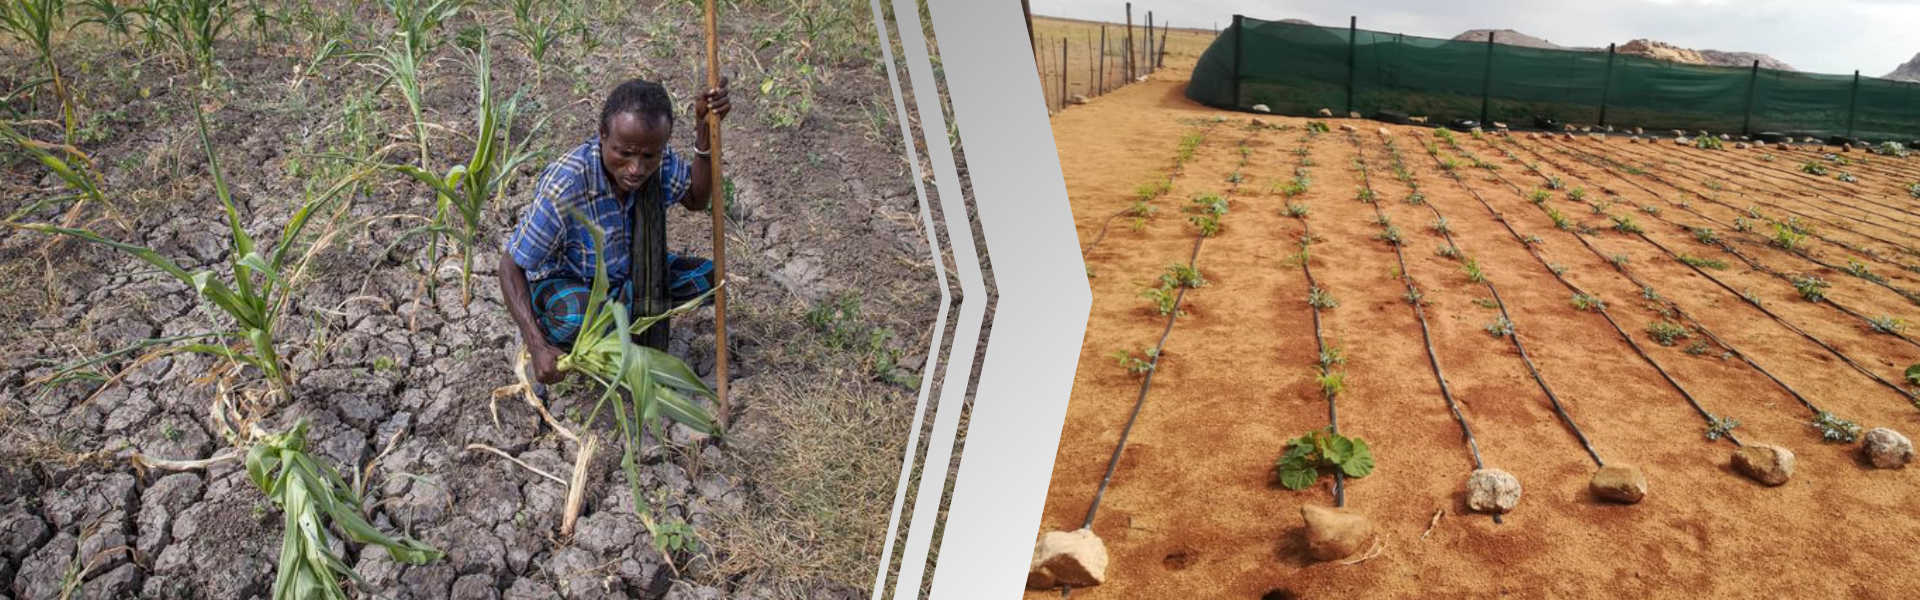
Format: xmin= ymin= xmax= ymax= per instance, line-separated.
xmin=1570 ymin=293 xmax=1605 ymax=312
xmin=1110 ymin=348 xmax=1159 ymax=375
xmin=1792 ymin=275 xmax=1829 ymax=302
xmin=1705 ymin=415 xmax=1741 ymax=441
xmin=1810 ymin=411 xmax=1861 ymax=443
xmin=1646 ymin=320 xmax=1690 ymax=346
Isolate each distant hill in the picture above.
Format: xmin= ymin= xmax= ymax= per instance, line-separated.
xmin=1884 ymin=53 xmax=1920 ymax=82
xmin=1451 ymin=29 xmax=1571 ymax=50
xmin=1448 ymin=29 xmax=1795 ymax=72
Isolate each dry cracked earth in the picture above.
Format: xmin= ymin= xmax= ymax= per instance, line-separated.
xmin=1 ymin=1 xmax=938 ymax=598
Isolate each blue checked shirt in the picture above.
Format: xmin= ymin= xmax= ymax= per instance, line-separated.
xmin=506 ymin=136 xmax=693 ymax=286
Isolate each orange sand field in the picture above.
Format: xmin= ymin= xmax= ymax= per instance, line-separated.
xmin=1032 ymin=50 xmax=1920 ymax=599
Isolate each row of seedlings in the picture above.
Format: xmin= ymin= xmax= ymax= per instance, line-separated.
xmin=1037 ymin=117 xmax=1243 ymax=594
xmin=1606 ymin=138 xmax=1920 ymax=269
xmin=1537 ymin=138 xmax=1920 ymax=355
xmin=1511 ymin=137 xmax=1920 ymax=406
xmin=1338 ymin=129 xmax=1508 ymax=525
xmin=1457 ymin=133 xmax=1899 ymax=479
xmin=1268 ymin=122 xmax=1383 ymax=563
xmin=1391 ymin=129 xmax=1644 ymax=509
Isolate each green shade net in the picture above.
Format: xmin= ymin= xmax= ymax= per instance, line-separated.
xmin=1187 ymin=15 xmax=1920 ymax=141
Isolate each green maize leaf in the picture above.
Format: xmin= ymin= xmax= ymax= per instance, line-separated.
xmin=636 ymin=345 xmax=714 ymax=397
xmin=391 ymin=164 xmax=459 ymax=199
xmin=8 ymin=223 xmax=194 ymax=284
xmin=652 ymin=386 xmax=719 ymax=437
xmin=192 ymin=105 xmax=254 ymax=259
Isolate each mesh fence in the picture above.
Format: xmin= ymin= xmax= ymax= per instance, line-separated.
xmin=1187 ymin=15 xmax=1920 ymax=141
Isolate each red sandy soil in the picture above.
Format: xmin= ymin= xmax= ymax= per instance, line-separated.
xmin=1032 ymin=57 xmax=1920 ymax=599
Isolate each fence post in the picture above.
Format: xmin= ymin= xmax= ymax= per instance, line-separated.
xmin=1158 ymin=22 xmax=1169 ymax=68
xmin=1846 ymin=69 xmax=1861 ymax=139
xmin=1061 ymin=38 xmax=1068 ymax=109
xmin=1479 ymin=31 xmax=1495 ymax=126
xmin=1098 ymin=25 xmax=1107 ymax=95
xmin=1741 ymin=59 xmax=1759 ymax=136
xmin=1345 ymin=16 xmax=1357 ymax=117
xmin=1232 ymin=14 xmax=1244 ymax=107
xmin=1146 ymin=11 xmax=1153 ymax=75
xmin=1598 ymin=42 xmax=1616 ymax=127
xmin=1125 ymin=3 xmax=1134 ymax=82
xmin=1087 ymin=35 xmax=1095 ymax=97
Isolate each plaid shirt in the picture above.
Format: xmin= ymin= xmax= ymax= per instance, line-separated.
xmin=506 ymin=136 xmax=693 ymax=286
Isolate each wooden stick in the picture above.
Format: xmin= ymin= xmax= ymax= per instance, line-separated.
xmin=703 ymin=0 xmax=732 ymax=432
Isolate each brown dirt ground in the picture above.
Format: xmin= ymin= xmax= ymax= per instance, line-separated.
xmin=1033 ymin=47 xmax=1920 ymax=599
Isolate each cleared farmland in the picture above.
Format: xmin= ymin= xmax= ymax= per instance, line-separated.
xmin=1037 ymin=46 xmax=1920 ymax=598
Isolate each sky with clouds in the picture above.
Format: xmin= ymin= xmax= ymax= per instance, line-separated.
xmin=1028 ymin=0 xmax=1920 ymax=76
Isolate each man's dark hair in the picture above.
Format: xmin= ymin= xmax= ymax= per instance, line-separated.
xmin=599 ymin=79 xmax=674 ymax=133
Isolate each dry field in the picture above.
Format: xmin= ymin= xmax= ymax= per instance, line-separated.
xmin=1035 ymin=48 xmax=1920 ymax=598
xmin=1029 ymin=15 xmax=1214 ymax=111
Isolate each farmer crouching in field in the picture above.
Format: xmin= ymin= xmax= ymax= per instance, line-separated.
xmin=499 ymin=77 xmax=731 ymax=390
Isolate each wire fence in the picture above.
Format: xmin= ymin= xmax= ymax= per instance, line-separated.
xmin=1032 ymin=5 xmax=1175 ymax=113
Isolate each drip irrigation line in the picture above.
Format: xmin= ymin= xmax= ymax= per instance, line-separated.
xmin=1475 ymin=142 xmax=1831 ymax=419
xmin=1545 ymin=139 xmax=1920 ymax=351
xmin=1443 ymin=137 xmax=1743 ymax=446
xmin=1346 ymin=132 xmax=1491 ymax=476
xmin=1604 ymin=143 xmax=1920 ymax=289
xmin=1082 ymin=122 xmax=1223 ymax=256
xmin=1290 ymin=131 xmax=1344 ymax=507
xmin=1772 ymin=146 xmax=1920 ymax=201
xmin=1563 ymin=140 xmax=1920 ymax=282
xmin=1509 ymin=137 xmax=1920 ymax=406
xmin=1695 ymin=145 xmax=1920 ymax=224
xmin=1609 ymin=141 xmax=1920 ymax=260
xmin=1398 ymin=134 xmax=1621 ymax=460
xmin=1079 ymin=128 xmax=1257 ymax=531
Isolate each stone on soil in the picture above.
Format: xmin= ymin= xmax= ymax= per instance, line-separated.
xmin=1589 ymin=464 xmax=1648 ymax=504
xmin=1026 ymin=528 xmax=1108 ymax=589
xmin=1251 ymin=103 xmax=1271 ymax=113
xmin=1466 ymin=468 xmax=1521 ymax=514
xmin=1300 ymin=504 xmax=1373 ymax=561
xmin=1732 ymin=443 xmax=1795 ymax=486
xmin=1863 ymin=428 xmax=1913 ymax=469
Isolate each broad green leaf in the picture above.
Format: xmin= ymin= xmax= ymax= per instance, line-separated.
xmin=1340 ymin=438 xmax=1375 ymax=478
xmin=1278 ymin=465 xmax=1318 ymax=490
xmin=1325 ymin=435 xmax=1354 ymax=464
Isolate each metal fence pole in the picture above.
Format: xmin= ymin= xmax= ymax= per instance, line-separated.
xmin=1061 ymin=38 xmax=1068 ymax=109
xmin=1742 ymin=59 xmax=1759 ymax=136
xmin=1846 ymin=69 xmax=1861 ymax=139
xmin=1480 ymin=31 xmax=1495 ymax=126
xmin=1232 ymin=14 xmax=1244 ymax=107
xmin=1157 ymin=22 xmax=1169 ymax=68
xmin=1598 ymin=43 xmax=1616 ymax=127
xmin=1125 ymin=3 xmax=1134 ymax=82
xmin=1098 ymin=25 xmax=1107 ymax=95
xmin=1146 ymin=11 xmax=1153 ymax=74
xmin=1345 ymin=16 xmax=1357 ymax=116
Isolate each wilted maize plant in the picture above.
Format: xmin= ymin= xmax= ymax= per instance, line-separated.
xmin=247 ymin=421 xmax=443 ymax=599
xmin=12 ymin=107 xmax=365 ymax=395
xmin=389 ymin=39 xmax=541 ymax=302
